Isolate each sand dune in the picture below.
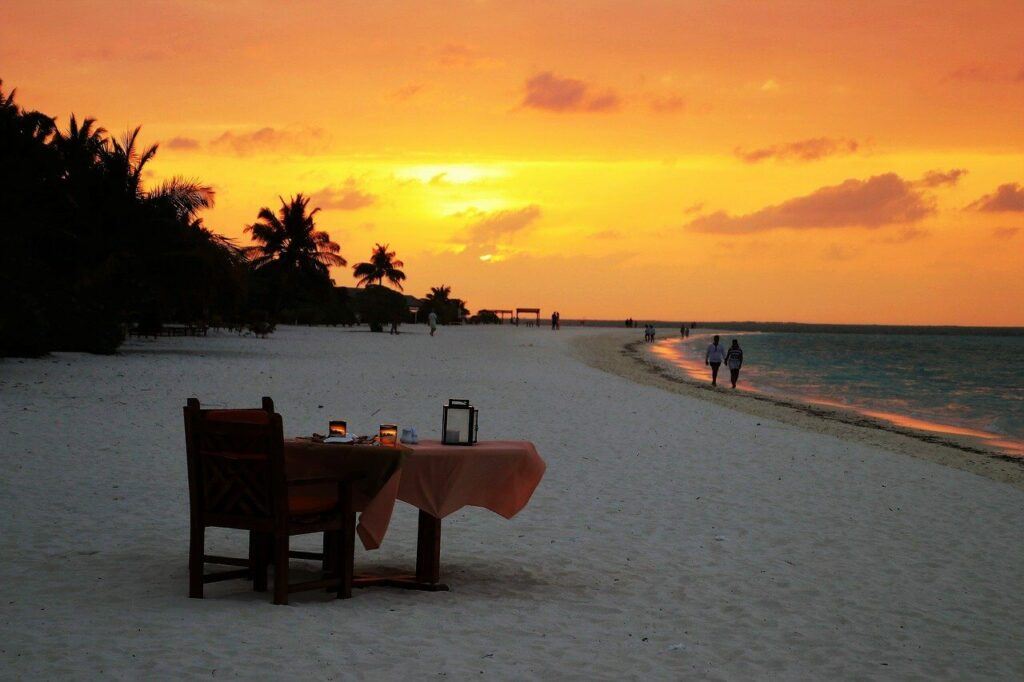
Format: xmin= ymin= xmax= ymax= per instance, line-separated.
xmin=2 ymin=326 xmax=1022 ymax=679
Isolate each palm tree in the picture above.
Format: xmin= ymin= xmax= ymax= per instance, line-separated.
xmin=353 ymin=243 xmax=406 ymax=290
xmin=101 ymin=126 xmax=158 ymax=200
xmin=52 ymin=114 xmax=106 ymax=174
xmin=244 ymin=195 xmax=345 ymax=316
xmin=245 ymin=194 xmax=345 ymax=274
xmin=95 ymin=125 xmax=214 ymax=218
xmin=425 ymin=285 xmax=452 ymax=306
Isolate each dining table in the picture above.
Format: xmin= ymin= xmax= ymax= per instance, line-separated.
xmin=282 ymin=437 xmax=546 ymax=591
xmin=354 ymin=439 xmax=546 ymax=591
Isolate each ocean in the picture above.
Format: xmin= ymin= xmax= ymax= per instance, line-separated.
xmin=648 ymin=327 xmax=1024 ymax=456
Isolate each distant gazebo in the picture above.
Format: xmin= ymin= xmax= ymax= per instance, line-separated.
xmin=480 ymin=309 xmax=514 ymax=324
xmin=515 ymin=308 xmax=541 ymax=327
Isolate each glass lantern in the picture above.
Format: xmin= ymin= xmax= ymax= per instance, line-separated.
xmin=442 ymin=399 xmax=478 ymax=445
xmin=379 ymin=423 xmax=398 ymax=447
xmin=329 ymin=420 xmax=348 ymax=437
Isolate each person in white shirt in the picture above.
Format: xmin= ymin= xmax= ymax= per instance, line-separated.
xmin=428 ymin=310 xmax=438 ymax=337
xmin=705 ymin=334 xmax=726 ymax=386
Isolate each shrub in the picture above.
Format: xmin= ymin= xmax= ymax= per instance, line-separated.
xmin=356 ymin=285 xmax=406 ymax=332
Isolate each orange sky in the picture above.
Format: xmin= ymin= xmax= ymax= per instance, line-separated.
xmin=3 ymin=0 xmax=1023 ymax=324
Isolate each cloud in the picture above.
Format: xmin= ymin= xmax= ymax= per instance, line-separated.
xmin=686 ymin=173 xmax=936 ymax=235
xmin=760 ymin=79 xmax=780 ymax=92
xmin=309 ymin=178 xmax=376 ymax=211
xmin=916 ymin=168 xmax=968 ymax=188
xmin=209 ymin=126 xmax=327 ymax=155
xmin=967 ymin=183 xmax=1024 ymax=212
xmin=459 ymin=205 xmax=542 ymax=251
xmin=435 ymin=44 xmax=500 ymax=69
xmin=823 ymin=244 xmax=856 ymax=261
xmin=521 ymin=72 xmax=620 ymax=113
xmin=72 ymin=46 xmax=165 ymax=62
xmin=165 ymin=136 xmax=200 ymax=151
xmin=591 ymin=229 xmax=622 ymax=239
xmin=389 ymin=84 xmax=423 ymax=101
xmin=993 ymin=227 xmax=1020 ymax=239
xmin=943 ymin=64 xmax=1024 ymax=83
xmin=649 ymin=95 xmax=685 ymax=113
xmin=944 ymin=65 xmax=997 ymax=82
xmin=682 ymin=202 xmax=705 ymax=215
xmin=875 ymin=227 xmax=930 ymax=244
xmin=735 ymin=137 xmax=859 ymax=163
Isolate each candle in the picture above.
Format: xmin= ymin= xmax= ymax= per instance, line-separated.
xmin=379 ymin=423 xmax=398 ymax=447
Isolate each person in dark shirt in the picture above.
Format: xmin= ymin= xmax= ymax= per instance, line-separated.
xmin=724 ymin=339 xmax=744 ymax=388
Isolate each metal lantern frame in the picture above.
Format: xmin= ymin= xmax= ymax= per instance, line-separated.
xmin=442 ymin=398 xmax=479 ymax=446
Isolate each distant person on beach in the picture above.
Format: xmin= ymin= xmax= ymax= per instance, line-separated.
xmin=428 ymin=310 xmax=438 ymax=337
xmin=705 ymin=334 xmax=725 ymax=386
xmin=724 ymin=339 xmax=743 ymax=388
xmin=552 ymin=312 xmax=557 ymax=330
xmin=680 ymin=324 xmax=685 ymax=337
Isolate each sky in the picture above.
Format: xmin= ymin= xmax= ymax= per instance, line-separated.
xmin=2 ymin=0 xmax=1023 ymax=325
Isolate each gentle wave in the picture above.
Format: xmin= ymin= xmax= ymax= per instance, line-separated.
xmin=651 ymin=331 xmax=1024 ymax=456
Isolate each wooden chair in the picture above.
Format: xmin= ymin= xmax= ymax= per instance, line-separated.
xmin=183 ymin=397 xmax=356 ymax=605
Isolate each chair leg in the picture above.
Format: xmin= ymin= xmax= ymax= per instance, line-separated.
xmin=250 ymin=531 xmax=268 ymax=592
xmin=322 ymin=531 xmax=335 ymax=574
xmin=273 ymin=534 xmax=289 ymax=605
xmin=189 ymin=524 xmax=205 ymax=599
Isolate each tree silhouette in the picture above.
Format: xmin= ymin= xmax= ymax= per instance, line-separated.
xmin=0 ymin=79 xmax=252 ymax=355
xmin=425 ymin=285 xmax=452 ymax=306
xmin=245 ymin=194 xmax=345 ymax=276
xmin=353 ymin=243 xmax=406 ymax=290
xmin=244 ymin=194 xmax=345 ymax=314
xmin=421 ymin=284 xmax=469 ymax=324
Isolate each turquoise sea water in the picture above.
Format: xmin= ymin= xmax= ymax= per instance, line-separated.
xmin=653 ymin=330 xmax=1024 ymax=456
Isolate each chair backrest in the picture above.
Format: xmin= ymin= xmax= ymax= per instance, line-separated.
xmin=183 ymin=397 xmax=287 ymax=530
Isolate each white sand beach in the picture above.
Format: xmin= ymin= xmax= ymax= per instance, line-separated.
xmin=2 ymin=325 xmax=1023 ymax=679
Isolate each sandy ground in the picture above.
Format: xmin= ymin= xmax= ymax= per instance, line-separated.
xmin=575 ymin=333 xmax=1024 ymax=491
xmin=1 ymin=325 xmax=1022 ymax=680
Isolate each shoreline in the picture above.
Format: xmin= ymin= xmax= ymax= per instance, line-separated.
xmin=573 ymin=331 xmax=1024 ymax=491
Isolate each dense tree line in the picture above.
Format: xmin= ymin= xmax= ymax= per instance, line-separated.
xmin=0 ymin=81 xmax=248 ymax=356
xmin=0 ymin=81 xmax=475 ymax=357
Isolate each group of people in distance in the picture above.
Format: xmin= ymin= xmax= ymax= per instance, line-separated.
xmin=705 ymin=335 xmax=744 ymax=389
xmin=550 ymin=311 xmax=561 ymax=330
xmin=641 ymin=323 xmax=744 ymax=388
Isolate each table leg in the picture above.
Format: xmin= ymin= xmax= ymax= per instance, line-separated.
xmin=353 ymin=509 xmax=450 ymax=591
xmin=416 ymin=510 xmax=442 ymax=584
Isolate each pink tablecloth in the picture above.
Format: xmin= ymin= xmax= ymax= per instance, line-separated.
xmin=356 ymin=440 xmax=546 ymax=550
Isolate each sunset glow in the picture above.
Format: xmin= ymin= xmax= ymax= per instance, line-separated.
xmin=4 ymin=0 xmax=1022 ymax=324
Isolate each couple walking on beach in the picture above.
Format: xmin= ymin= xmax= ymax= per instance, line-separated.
xmin=706 ymin=335 xmax=743 ymax=388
